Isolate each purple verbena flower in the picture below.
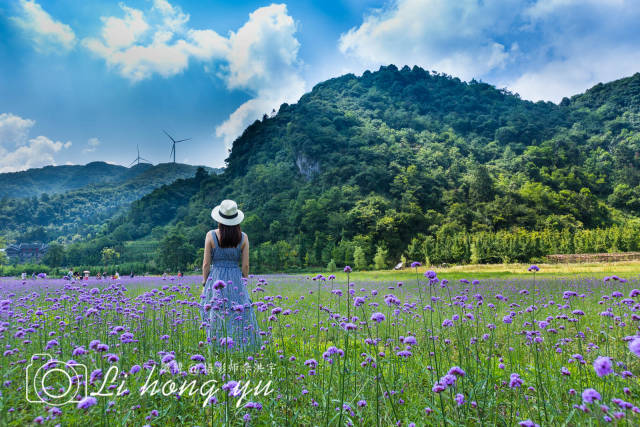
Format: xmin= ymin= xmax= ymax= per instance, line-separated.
xmin=582 ymin=388 xmax=601 ymax=404
xmin=593 ymin=356 xmax=613 ymax=377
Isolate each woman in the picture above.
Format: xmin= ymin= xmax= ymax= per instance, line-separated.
xmin=201 ymin=199 xmax=260 ymax=351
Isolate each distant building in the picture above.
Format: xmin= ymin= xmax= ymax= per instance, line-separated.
xmin=4 ymin=243 xmax=48 ymax=263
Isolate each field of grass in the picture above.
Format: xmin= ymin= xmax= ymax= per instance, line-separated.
xmin=332 ymin=261 xmax=640 ymax=283
xmin=1 ymin=266 xmax=640 ymax=425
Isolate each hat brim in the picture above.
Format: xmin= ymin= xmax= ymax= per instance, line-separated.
xmin=211 ymin=206 xmax=244 ymax=226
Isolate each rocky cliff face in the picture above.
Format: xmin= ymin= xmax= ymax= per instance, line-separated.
xmin=296 ymin=153 xmax=320 ymax=179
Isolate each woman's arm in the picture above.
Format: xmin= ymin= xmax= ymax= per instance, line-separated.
xmin=202 ymin=232 xmax=212 ymax=284
xmin=241 ymin=234 xmax=250 ymax=278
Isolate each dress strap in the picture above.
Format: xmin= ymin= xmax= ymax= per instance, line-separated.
xmin=212 ymin=230 xmax=218 ymax=248
xmin=237 ymin=232 xmax=244 ymax=248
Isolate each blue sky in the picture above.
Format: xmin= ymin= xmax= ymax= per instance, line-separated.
xmin=1 ymin=0 xmax=639 ymax=172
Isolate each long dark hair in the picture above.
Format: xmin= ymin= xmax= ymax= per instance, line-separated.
xmin=218 ymin=224 xmax=242 ymax=248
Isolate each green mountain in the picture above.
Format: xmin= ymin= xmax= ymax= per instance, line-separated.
xmin=0 ymin=162 xmax=220 ymax=244
xmin=0 ymin=161 xmax=148 ymax=199
xmin=36 ymin=66 xmax=640 ymax=270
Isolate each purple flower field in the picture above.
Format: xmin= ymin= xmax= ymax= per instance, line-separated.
xmin=1 ymin=269 xmax=640 ymax=425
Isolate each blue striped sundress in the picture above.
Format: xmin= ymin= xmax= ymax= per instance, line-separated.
xmin=201 ymin=231 xmax=260 ymax=351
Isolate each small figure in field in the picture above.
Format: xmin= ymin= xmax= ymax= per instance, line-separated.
xmin=201 ymin=199 xmax=260 ymax=351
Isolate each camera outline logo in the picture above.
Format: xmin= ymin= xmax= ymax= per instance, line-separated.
xmin=26 ymin=353 xmax=88 ymax=406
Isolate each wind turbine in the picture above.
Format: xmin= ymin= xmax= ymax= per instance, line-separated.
xmin=128 ymin=145 xmax=152 ymax=167
xmin=163 ymin=130 xmax=191 ymax=163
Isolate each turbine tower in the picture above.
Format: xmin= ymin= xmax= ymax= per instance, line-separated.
xmin=128 ymin=145 xmax=152 ymax=167
xmin=163 ymin=130 xmax=191 ymax=163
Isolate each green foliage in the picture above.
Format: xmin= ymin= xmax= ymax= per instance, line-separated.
xmin=353 ymin=246 xmax=367 ymax=270
xmin=327 ymin=258 xmax=337 ymax=272
xmin=0 ymin=164 xmax=213 ymax=243
xmin=0 ymin=263 xmax=56 ymax=276
xmin=0 ymin=237 xmax=6 ymax=265
xmin=158 ymin=231 xmax=196 ymax=271
xmin=373 ymin=246 xmax=389 ymax=270
xmin=399 ymin=224 xmax=640 ymax=265
xmin=101 ymin=247 xmax=120 ymax=265
xmin=30 ymin=67 xmax=640 ymax=271
xmin=470 ymin=241 xmax=481 ymax=264
xmin=43 ymin=243 xmax=65 ymax=267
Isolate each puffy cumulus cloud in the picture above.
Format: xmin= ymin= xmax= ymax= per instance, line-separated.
xmin=223 ymin=5 xmax=300 ymax=90
xmin=93 ymin=3 xmax=150 ymax=50
xmin=215 ymin=4 xmax=305 ymax=147
xmin=84 ymin=1 xmax=305 ymax=147
xmin=10 ymin=0 xmax=76 ymax=52
xmin=339 ymin=0 xmax=521 ymax=81
xmin=0 ymin=113 xmax=35 ymax=146
xmin=0 ymin=113 xmax=71 ymax=172
xmin=0 ymin=136 xmax=72 ymax=173
xmin=83 ymin=2 xmax=228 ymax=81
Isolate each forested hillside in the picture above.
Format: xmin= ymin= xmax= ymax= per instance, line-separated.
xmin=0 ymin=161 xmax=149 ymax=199
xmin=33 ymin=66 xmax=640 ymax=271
xmin=0 ymin=162 xmax=218 ymax=244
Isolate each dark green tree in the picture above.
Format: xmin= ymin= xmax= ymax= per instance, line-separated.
xmin=158 ymin=232 xmax=196 ymax=271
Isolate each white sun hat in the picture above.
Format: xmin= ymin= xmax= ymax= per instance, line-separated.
xmin=211 ymin=199 xmax=244 ymax=226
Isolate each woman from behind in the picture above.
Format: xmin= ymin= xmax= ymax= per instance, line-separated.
xmin=201 ymin=199 xmax=260 ymax=351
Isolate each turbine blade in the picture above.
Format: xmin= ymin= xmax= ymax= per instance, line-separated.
xmin=163 ymin=129 xmax=176 ymax=143
xmin=175 ymin=138 xmax=191 ymax=143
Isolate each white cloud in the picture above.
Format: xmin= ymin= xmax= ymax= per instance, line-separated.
xmin=223 ymin=5 xmax=301 ymax=90
xmin=83 ymin=137 xmax=101 ymax=153
xmin=0 ymin=136 xmax=72 ymax=173
xmin=507 ymin=0 xmax=640 ymax=101
xmin=97 ymin=4 xmax=149 ymax=50
xmin=339 ymin=0 xmax=520 ymax=81
xmin=0 ymin=113 xmax=72 ymax=172
xmin=215 ymin=77 xmax=305 ymax=148
xmin=11 ymin=0 xmax=76 ymax=51
xmin=341 ymin=0 xmax=640 ymax=102
xmin=84 ymin=2 xmax=305 ymax=147
xmin=83 ymin=2 xmax=228 ymax=82
xmin=0 ymin=113 xmax=35 ymax=146
xmin=215 ymin=4 xmax=306 ymax=147
xmin=525 ymin=0 xmax=624 ymax=19
xmin=507 ymin=49 xmax=640 ymax=102
xmin=152 ymin=0 xmax=189 ymax=32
